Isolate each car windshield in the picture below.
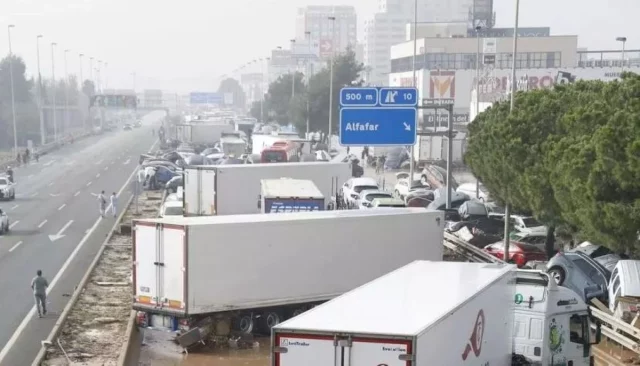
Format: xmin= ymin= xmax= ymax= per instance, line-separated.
xmin=164 ymin=206 xmax=183 ymax=216
xmin=354 ymin=185 xmax=378 ymax=193
xmin=365 ymin=193 xmax=392 ymax=201
xmin=522 ymin=217 xmax=542 ymax=227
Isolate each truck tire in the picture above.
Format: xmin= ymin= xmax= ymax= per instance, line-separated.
xmin=291 ymin=308 xmax=306 ymax=317
xmin=237 ymin=314 xmax=255 ymax=335
xmin=261 ymin=311 xmax=282 ymax=332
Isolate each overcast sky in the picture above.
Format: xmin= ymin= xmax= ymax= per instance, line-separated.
xmin=0 ymin=0 xmax=636 ymax=93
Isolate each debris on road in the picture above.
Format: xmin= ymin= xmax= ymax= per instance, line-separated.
xmin=41 ymin=189 xmax=163 ymax=365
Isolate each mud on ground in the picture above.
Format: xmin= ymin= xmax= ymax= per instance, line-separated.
xmin=42 ymin=190 xmax=164 ymax=365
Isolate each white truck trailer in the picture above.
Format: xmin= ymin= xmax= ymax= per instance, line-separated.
xmin=184 ymin=162 xmax=351 ymax=216
xmin=260 ymin=178 xmax=325 ymax=213
xmin=133 ymin=209 xmax=444 ymax=338
xmin=272 ymin=261 xmax=602 ymax=366
xmin=176 ymin=123 xmax=234 ymax=144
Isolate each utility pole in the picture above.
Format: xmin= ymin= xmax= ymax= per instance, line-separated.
xmin=37 ymin=35 xmax=45 ymax=145
xmin=64 ymin=49 xmax=70 ymax=133
xmin=475 ymin=26 xmax=482 ymax=199
xmin=305 ymin=31 xmax=312 ymax=137
xmin=8 ymin=25 xmax=18 ymax=158
xmin=51 ymin=42 xmax=58 ymax=142
xmin=409 ymin=0 xmax=418 ymax=189
xmin=327 ymin=16 xmax=336 ymax=148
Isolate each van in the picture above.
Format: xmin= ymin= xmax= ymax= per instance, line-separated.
xmin=608 ymin=260 xmax=640 ymax=318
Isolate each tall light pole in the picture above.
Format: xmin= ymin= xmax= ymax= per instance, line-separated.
xmin=51 ymin=42 xmax=58 ymax=142
xmin=79 ymin=53 xmax=84 ymax=90
xmin=616 ymin=37 xmax=627 ymax=72
xmin=132 ymin=72 xmax=136 ymax=91
xmin=474 ymin=25 xmax=482 ymax=199
xmin=96 ymin=60 xmax=102 ymax=93
xmin=64 ymin=49 xmax=70 ymax=132
xmin=327 ymin=16 xmax=336 ymax=148
xmin=504 ymin=0 xmax=521 ymax=264
xmin=409 ymin=0 xmax=418 ymax=188
xmin=89 ymin=57 xmax=94 ymax=85
xmin=104 ymin=62 xmax=108 ymax=90
xmin=290 ymin=39 xmax=296 ymax=99
xmin=8 ymin=25 xmax=18 ymax=158
xmin=37 ymin=35 xmax=45 ymax=145
xmin=260 ymin=58 xmax=269 ymax=123
xmin=305 ymin=30 xmax=312 ymax=137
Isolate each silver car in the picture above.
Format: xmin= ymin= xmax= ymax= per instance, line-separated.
xmin=546 ymin=251 xmax=610 ymax=302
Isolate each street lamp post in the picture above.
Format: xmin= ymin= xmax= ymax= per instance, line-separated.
xmin=64 ymin=49 xmax=70 ymax=133
xmin=79 ymin=53 xmax=84 ymax=90
xmin=89 ymin=57 xmax=94 ymax=85
xmin=37 ymin=35 xmax=45 ymax=145
xmin=7 ymin=25 xmax=18 ymax=158
xmin=132 ymin=72 xmax=136 ymax=92
xmin=409 ymin=0 xmax=418 ymax=190
xmin=305 ymin=31 xmax=312 ymax=137
xmin=290 ymin=39 xmax=296 ymax=99
xmin=51 ymin=42 xmax=58 ymax=142
xmin=260 ymin=58 xmax=269 ymax=123
xmin=327 ymin=16 xmax=336 ymax=148
xmin=475 ymin=25 xmax=482 ymax=199
xmin=503 ymin=0 xmax=521 ymax=263
xmin=97 ymin=60 xmax=102 ymax=93
xmin=104 ymin=62 xmax=108 ymax=90
xmin=616 ymin=37 xmax=627 ymax=72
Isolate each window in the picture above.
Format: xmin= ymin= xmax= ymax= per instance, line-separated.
xmin=611 ymin=275 xmax=620 ymax=293
xmin=569 ymin=315 xmax=587 ymax=344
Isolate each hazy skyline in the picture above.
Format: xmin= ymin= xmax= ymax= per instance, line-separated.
xmin=0 ymin=0 xmax=637 ymax=93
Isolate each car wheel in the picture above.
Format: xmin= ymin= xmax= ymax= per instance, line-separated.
xmin=548 ymin=266 xmax=566 ymax=285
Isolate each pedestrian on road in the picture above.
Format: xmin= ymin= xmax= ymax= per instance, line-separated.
xmin=110 ymin=192 xmax=117 ymax=217
xmin=31 ymin=270 xmax=49 ymax=318
xmin=98 ymin=190 xmax=107 ymax=217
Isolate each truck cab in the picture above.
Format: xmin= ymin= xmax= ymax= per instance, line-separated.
xmin=513 ymin=270 xmax=601 ymax=365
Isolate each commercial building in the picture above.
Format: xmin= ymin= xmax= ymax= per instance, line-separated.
xmin=364 ymin=0 xmax=494 ymax=86
xmin=388 ymin=26 xmax=640 ymax=126
xmin=295 ymin=6 xmax=357 ymax=57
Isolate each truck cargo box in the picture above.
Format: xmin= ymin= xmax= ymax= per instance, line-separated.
xmin=132 ymin=208 xmax=444 ymax=317
xmin=272 ymin=261 xmax=514 ymax=366
xmin=184 ymin=162 xmax=351 ymax=216
xmin=261 ymin=178 xmax=325 ymax=213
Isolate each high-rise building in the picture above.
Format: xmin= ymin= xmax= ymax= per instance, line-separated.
xmin=295 ymin=6 xmax=357 ymax=56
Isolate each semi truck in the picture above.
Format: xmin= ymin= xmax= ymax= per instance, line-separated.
xmin=132 ymin=209 xmax=444 ymax=341
xmin=260 ymin=178 xmax=325 ymax=213
xmin=272 ymin=261 xmax=602 ymax=366
xmin=184 ymin=162 xmax=351 ymax=216
xmin=176 ymin=122 xmax=234 ymax=144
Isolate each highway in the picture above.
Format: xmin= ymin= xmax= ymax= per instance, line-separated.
xmin=0 ymin=111 xmax=164 ymax=366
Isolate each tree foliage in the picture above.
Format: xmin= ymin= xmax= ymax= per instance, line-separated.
xmin=465 ymin=73 xmax=640 ymax=252
xmin=253 ymin=49 xmax=364 ymax=136
xmin=217 ymin=78 xmax=246 ymax=110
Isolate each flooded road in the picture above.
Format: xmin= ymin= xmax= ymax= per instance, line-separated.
xmin=138 ymin=328 xmax=270 ymax=366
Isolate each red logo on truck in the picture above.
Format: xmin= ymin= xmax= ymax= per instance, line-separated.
xmin=461 ymin=309 xmax=485 ymax=360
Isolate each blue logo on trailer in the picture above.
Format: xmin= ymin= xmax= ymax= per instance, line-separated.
xmin=190 ymin=92 xmax=223 ymax=104
xmin=264 ymin=199 xmax=325 ymax=213
xmin=339 ymin=87 xmax=418 ymax=146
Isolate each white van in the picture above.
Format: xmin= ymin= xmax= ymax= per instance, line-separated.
xmin=608 ymin=260 xmax=640 ymax=317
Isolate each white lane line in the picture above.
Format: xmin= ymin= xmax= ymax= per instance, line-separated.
xmin=27 ymin=174 xmax=33 ymax=179
xmin=8 ymin=241 xmax=23 ymax=252
xmin=31 ymin=192 xmax=38 ymax=197
xmin=49 ymin=220 xmax=73 ymax=242
xmin=104 ymin=166 xmax=109 ymax=171
xmin=86 ymin=181 xmax=92 ymax=187
xmin=95 ymin=159 xmax=104 ymax=165
xmin=10 ymin=204 xmax=19 ymax=210
xmin=58 ymin=203 xmax=66 ymax=211
xmin=123 ymin=158 xmax=131 ymax=165
xmin=37 ymin=219 xmax=48 ymax=228
xmin=47 ymin=182 xmax=54 ymax=187
xmin=0 ymin=139 xmax=158 ymax=363
xmin=43 ymin=160 xmax=55 ymax=167
xmin=9 ymin=221 xmax=19 ymax=229
xmin=96 ymin=173 xmax=100 ymax=178
xmin=74 ymin=191 xmax=80 ymax=197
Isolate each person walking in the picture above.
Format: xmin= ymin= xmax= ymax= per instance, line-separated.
xmin=109 ymin=192 xmax=117 ymax=217
xmin=31 ymin=270 xmax=49 ymax=318
xmin=98 ymin=190 xmax=107 ymax=217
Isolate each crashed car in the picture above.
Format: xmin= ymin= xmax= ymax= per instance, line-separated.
xmin=0 ymin=176 xmax=15 ymax=200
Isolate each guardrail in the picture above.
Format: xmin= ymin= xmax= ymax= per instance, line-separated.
xmin=589 ymin=304 xmax=640 ymax=359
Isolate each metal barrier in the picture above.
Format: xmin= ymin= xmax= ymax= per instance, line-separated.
xmin=590 ymin=306 xmax=640 ymax=355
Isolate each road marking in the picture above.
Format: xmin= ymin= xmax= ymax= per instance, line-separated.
xmin=104 ymin=166 xmax=109 ymax=171
xmin=9 ymin=221 xmax=19 ymax=229
xmin=48 ymin=182 xmax=54 ymax=187
xmin=58 ymin=204 xmax=66 ymax=211
xmin=0 ymin=140 xmax=157 ymax=364
xmin=86 ymin=181 xmax=92 ymax=187
xmin=49 ymin=193 xmax=61 ymax=197
xmin=31 ymin=192 xmax=38 ymax=197
xmin=95 ymin=159 xmax=104 ymax=165
xmin=38 ymin=219 xmax=47 ymax=228
xmin=49 ymin=220 xmax=73 ymax=242
xmin=27 ymin=174 xmax=33 ymax=179
xmin=96 ymin=173 xmax=100 ymax=178
xmin=74 ymin=191 xmax=80 ymax=197
xmin=8 ymin=241 xmax=23 ymax=252
xmin=123 ymin=158 xmax=131 ymax=165
xmin=10 ymin=205 xmax=19 ymax=210
xmin=43 ymin=160 xmax=55 ymax=167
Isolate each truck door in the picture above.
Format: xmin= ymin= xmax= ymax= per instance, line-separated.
xmin=158 ymin=225 xmax=186 ymax=310
xmin=134 ymin=223 xmax=159 ymax=306
xmin=273 ymin=334 xmax=412 ymax=366
xmin=184 ymin=168 xmax=215 ymax=215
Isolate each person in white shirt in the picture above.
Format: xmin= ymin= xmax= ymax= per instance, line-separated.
xmin=109 ymin=192 xmax=117 ymax=217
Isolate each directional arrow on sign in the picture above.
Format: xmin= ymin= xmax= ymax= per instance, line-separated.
xmin=403 ymin=122 xmax=411 ymax=131
xmin=49 ymin=220 xmax=73 ymax=242
xmin=320 ymin=40 xmax=332 ymax=52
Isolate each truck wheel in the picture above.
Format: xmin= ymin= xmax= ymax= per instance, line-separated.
xmin=548 ymin=267 xmax=565 ymax=285
xmin=261 ymin=311 xmax=282 ymax=331
xmin=291 ymin=308 xmax=306 ymax=317
xmin=237 ymin=315 xmax=254 ymax=335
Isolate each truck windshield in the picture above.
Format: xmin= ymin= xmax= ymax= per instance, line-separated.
xmin=262 ymin=150 xmax=286 ymax=163
xmin=569 ymin=314 xmax=588 ymax=344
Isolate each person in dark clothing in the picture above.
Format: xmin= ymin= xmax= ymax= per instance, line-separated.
xmin=31 ymin=270 xmax=49 ymax=318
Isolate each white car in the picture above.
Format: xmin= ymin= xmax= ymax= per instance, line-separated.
xmin=0 ymin=176 xmax=15 ymax=201
xmin=512 ymin=215 xmax=546 ymax=233
xmin=357 ymin=189 xmax=394 ymax=209
xmin=0 ymin=207 xmax=10 ymax=234
xmin=314 ymin=150 xmax=331 ymax=161
xmin=160 ymin=201 xmax=183 ymax=217
xmin=341 ymin=177 xmax=379 ymax=206
xmin=456 ymin=182 xmax=490 ymax=202
xmin=393 ymin=172 xmax=429 ymax=201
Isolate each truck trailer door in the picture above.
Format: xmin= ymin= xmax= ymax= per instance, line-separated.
xmin=345 ymin=338 xmax=412 ymax=366
xmin=273 ymin=333 xmax=339 ymax=366
xmin=133 ymin=223 xmax=159 ymax=306
xmin=184 ymin=168 xmax=215 ymax=215
xmin=159 ymin=225 xmax=186 ymax=311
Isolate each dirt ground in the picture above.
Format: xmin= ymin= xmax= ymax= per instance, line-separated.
xmin=42 ymin=189 xmax=164 ymax=365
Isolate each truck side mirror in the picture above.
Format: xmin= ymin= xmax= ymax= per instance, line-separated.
xmin=592 ymin=322 xmax=602 ymax=344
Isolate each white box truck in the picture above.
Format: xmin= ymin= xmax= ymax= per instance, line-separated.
xmin=176 ymin=123 xmax=234 ymax=144
xmin=272 ymin=261 xmax=602 ymax=366
xmin=260 ymin=178 xmax=325 ymax=213
xmin=184 ymin=162 xmax=351 ymax=216
xmin=132 ymin=209 xmax=444 ymax=338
